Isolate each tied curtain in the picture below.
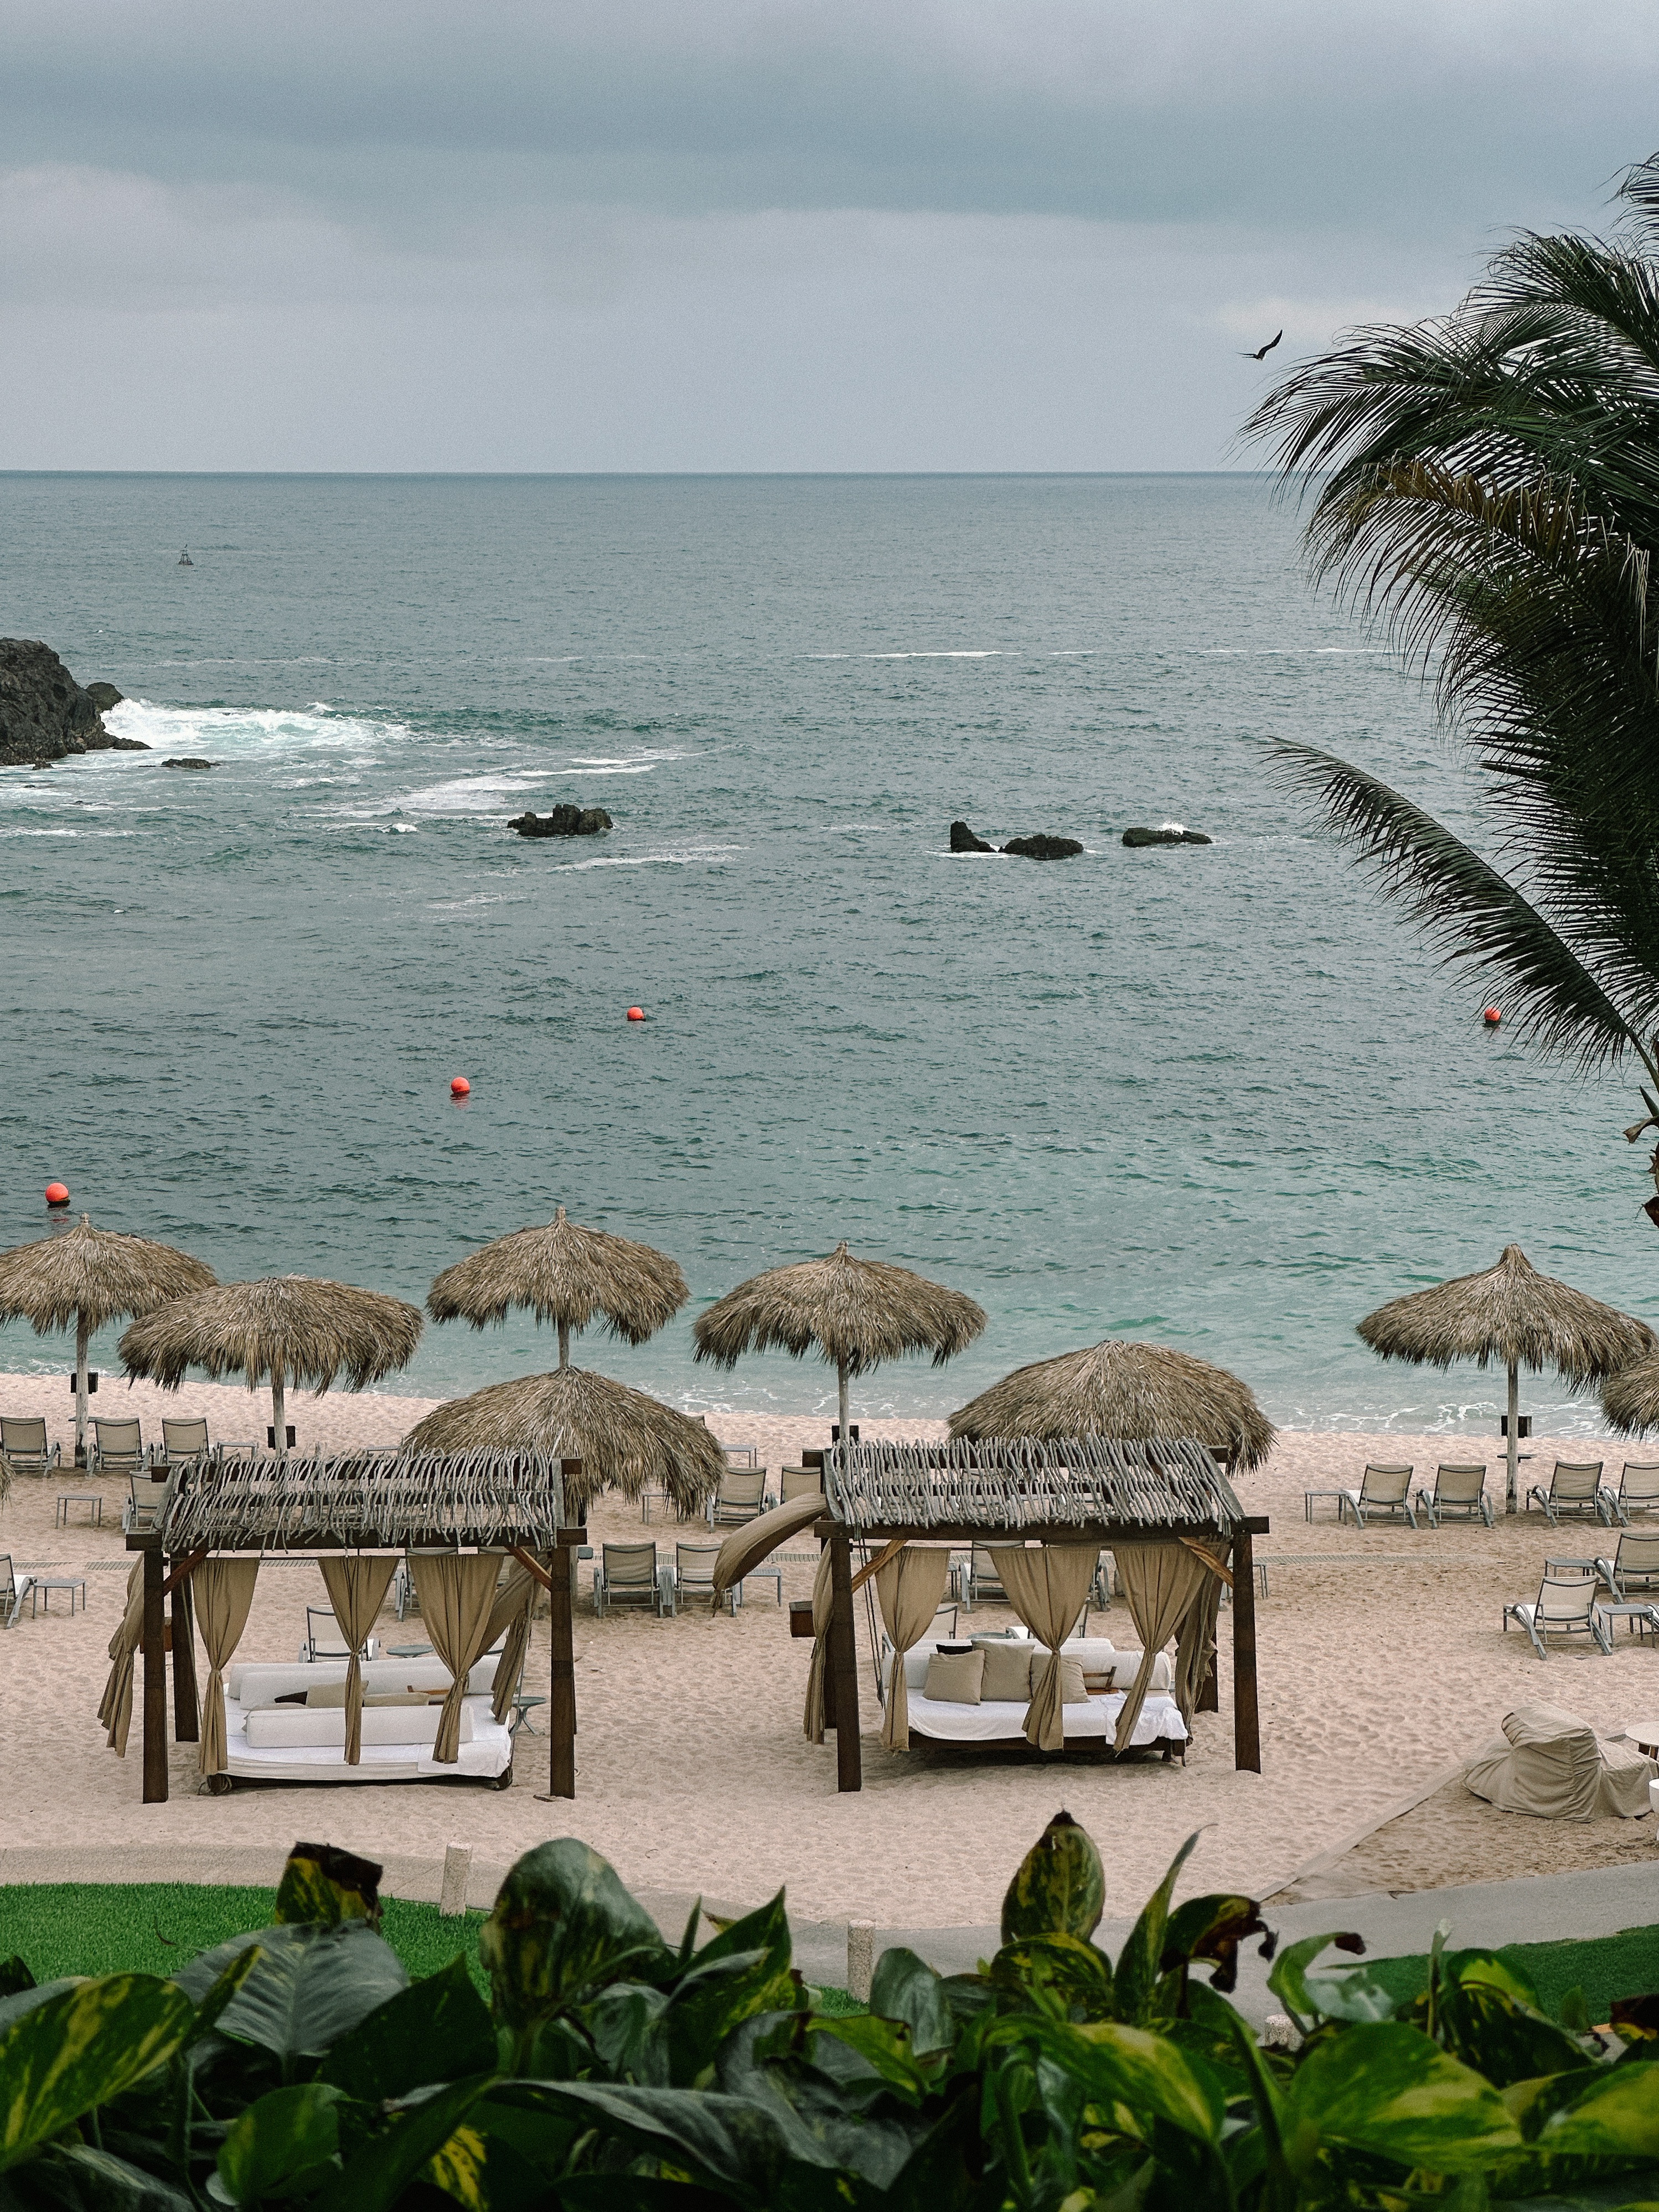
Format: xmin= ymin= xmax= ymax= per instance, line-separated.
xmin=484 ymin=1556 xmax=544 ymax=1727
xmin=413 ymin=1552 xmax=503 ymax=1761
xmin=196 ymin=1561 xmax=260 ymax=1775
xmin=1114 ymin=1543 xmax=1211 ymax=1750
xmin=1173 ymin=1553 xmax=1224 ymax=1728
xmin=990 ymin=1545 xmax=1097 ymax=1750
xmin=318 ymin=1557 xmax=398 ymax=1763
xmin=98 ymin=1560 xmax=146 ymax=1756
xmin=874 ymin=1547 xmax=951 ymax=1751
xmin=803 ymin=1549 xmax=833 ymax=1744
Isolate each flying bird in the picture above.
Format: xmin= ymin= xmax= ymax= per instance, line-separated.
xmin=1241 ymin=330 xmax=1283 ymax=361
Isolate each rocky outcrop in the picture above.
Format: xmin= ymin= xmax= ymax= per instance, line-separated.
xmin=950 ymin=819 xmax=996 ymax=853
xmin=85 ymin=682 xmax=125 ymax=714
xmin=509 ymin=804 xmax=613 ymax=839
xmin=0 ymin=641 xmax=147 ymax=763
xmin=1122 ymin=825 xmax=1212 ymax=847
xmin=163 ymin=757 xmax=215 ymax=771
xmin=1003 ymin=833 xmax=1084 ymax=860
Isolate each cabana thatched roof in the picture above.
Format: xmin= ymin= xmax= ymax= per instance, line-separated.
xmin=1356 ymin=1244 xmax=1652 ymax=1381
xmin=0 ymin=1214 xmax=215 ymax=1335
xmin=402 ymin=1365 xmax=723 ymax=1516
xmin=1599 ymin=1352 xmax=1659 ymax=1436
xmin=159 ymin=1448 xmax=567 ymax=1554
xmin=120 ymin=1276 xmax=424 ymax=1394
xmin=694 ymin=1241 xmax=986 ymax=1376
xmin=949 ymin=1338 xmax=1275 ymax=1472
xmin=428 ymin=1207 xmax=687 ymax=1345
xmin=829 ymin=1435 xmax=1245 ymax=1533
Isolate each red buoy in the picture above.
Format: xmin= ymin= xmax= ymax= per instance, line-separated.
xmin=45 ymin=1182 xmax=70 ymax=1206
xmin=1483 ymin=1007 xmax=1502 ymax=1027
xmin=450 ymin=1076 xmax=471 ymax=1097
xmin=626 ymin=1006 xmax=645 ymax=1022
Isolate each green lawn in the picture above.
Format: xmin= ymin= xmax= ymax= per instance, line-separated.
xmin=1344 ymin=1925 xmax=1659 ymax=2024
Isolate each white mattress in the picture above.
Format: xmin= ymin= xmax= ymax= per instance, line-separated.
xmin=905 ymin=1689 xmax=1187 ymax=1748
xmin=223 ymin=1693 xmax=511 ymax=1781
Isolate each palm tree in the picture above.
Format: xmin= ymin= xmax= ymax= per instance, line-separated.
xmin=1243 ymin=153 xmax=1659 ymax=1207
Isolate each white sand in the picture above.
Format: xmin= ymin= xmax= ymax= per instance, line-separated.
xmin=2 ymin=1372 xmax=1655 ymax=1925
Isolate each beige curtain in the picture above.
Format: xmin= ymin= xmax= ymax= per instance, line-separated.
xmin=99 ymin=1561 xmax=146 ymax=1756
xmin=874 ymin=1547 xmax=950 ymax=1751
xmin=1174 ymin=1567 xmax=1223 ymax=1727
xmin=318 ymin=1557 xmax=397 ymax=1763
xmin=484 ymin=1557 xmax=542 ymax=1725
xmin=195 ymin=1561 xmax=260 ymax=1775
xmin=412 ymin=1552 xmax=503 ymax=1761
xmin=991 ymin=1545 xmax=1097 ymax=1750
xmin=803 ymin=1548 xmax=834 ymax=1744
xmin=1114 ymin=1543 xmax=1210 ymax=1751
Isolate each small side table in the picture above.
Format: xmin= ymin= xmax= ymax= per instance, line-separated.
xmin=30 ymin=1577 xmax=86 ymax=1616
xmin=510 ymin=1692 xmax=547 ymax=1736
xmin=742 ymin=1566 xmax=783 ymax=1606
xmin=1544 ymin=1556 xmax=1600 ymax=1580
xmin=388 ymin=1643 xmax=433 ymax=1659
xmin=1598 ymin=1601 xmax=1659 ymax=1642
xmin=1625 ymin=1717 xmax=1659 ymax=1757
xmin=1304 ymin=1490 xmax=1347 ymax=1523
xmin=55 ymin=1492 xmax=104 ymax=1528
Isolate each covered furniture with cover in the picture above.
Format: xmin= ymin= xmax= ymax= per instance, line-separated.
xmin=1464 ymin=1703 xmax=1656 ymax=1821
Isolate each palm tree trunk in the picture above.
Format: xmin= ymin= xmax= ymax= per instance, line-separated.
xmin=74 ymin=1312 xmax=90 ymax=1468
xmin=1506 ymin=1361 xmax=1519 ymax=1515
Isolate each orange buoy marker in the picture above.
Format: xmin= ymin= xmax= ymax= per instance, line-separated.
xmin=45 ymin=1182 xmax=70 ymax=1206
xmin=1483 ymin=1006 xmax=1502 ymax=1028
xmin=627 ymin=1006 xmax=645 ymax=1022
xmin=450 ymin=1077 xmax=471 ymax=1097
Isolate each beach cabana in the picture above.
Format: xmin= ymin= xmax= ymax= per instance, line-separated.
xmin=723 ymin=1435 xmax=1267 ymax=1791
xmin=0 ymin=1214 xmax=215 ymax=1466
xmin=120 ymin=1275 xmax=423 ymax=1454
xmin=1357 ymin=1245 xmax=1652 ymax=1513
xmin=949 ymin=1337 xmax=1276 ymax=1472
xmin=123 ymin=1448 xmax=587 ymax=1805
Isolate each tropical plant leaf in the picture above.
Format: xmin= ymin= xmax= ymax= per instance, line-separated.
xmin=1537 ymin=2058 xmax=1659 ymax=2159
xmin=0 ymin=1962 xmax=34 ymax=2004
xmin=1160 ymin=1892 xmax=1269 ymax=1997
xmin=1000 ymin=1812 xmax=1106 ymax=1946
xmin=479 ymin=1839 xmax=669 ymax=2038
xmin=212 ymin=2081 xmax=344 ymax=2205
xmin=869 ymin=1947 xmax=954 ymax=2053
xmin=0 ymin=1976 xmax=194 ymax=2175
xmin=273 ymin=1843 xmax=384 ymax=1931
xmin=11 ymin=2142 xmax=196 ymax=2209
xmin=1112 ymin=1831 xmax=1201 ymax=2028
xmin=1281 ymin=2020 xmax=1524 ymax=2174
xmin=1266 ymin=1931 xmax=1394 ymax=2031
xmin=189 ymin=1925 xmax=407 ymax=2064
xmin=1011 ymin=2016 xmax=1226 ymax=2146
xmin=318 ymin=1955 xmax=495 ymax=2104
xmin=307 ymin=2074 xmax=494 ymax=2212
xmin=988 ymin=1932 xmax=1117 ymax=2023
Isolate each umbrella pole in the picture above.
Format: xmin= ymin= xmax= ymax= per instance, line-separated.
xmin=559 ymin=1321 xmax=570 ymax=1371
xmin=836 ymin=1356 xmax=851 ymax=1508
xmin=271 ymin=1367 xmax=286 ymax=1458
xmin=1506 ymin=1361 xmax=1519 ymax=1515
xmin=74 ymin=1312 xmax=90 ymax=1469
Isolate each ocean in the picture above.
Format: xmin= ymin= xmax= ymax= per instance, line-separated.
xmin=0 ymin=472 xmax=1645 ymax=1431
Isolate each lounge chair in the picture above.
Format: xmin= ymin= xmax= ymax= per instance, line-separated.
xmin=90 ymin=1418 xmax=145 ymax=1479
xmin=153 ymin=1418 xmax=210 ymax=1476
xmin=301 ymin=1608 xmax=379 ymax=1665
xmin=1526 ymin=1461 xmax=1610 ymax=1526
xmin=125 ymin=1471 xmax=166 ymax=1533
xmin=1413 ymin=1463 xmax=1492 ymax=1528
xmin=671 ymin=1542 xmax=735 ymax=1614
xmin=1502 ymin=1574 xmax=1613 ymax=1658
xmin=1607 ymin=1462 xmax=1659 ymax=1524
xmin=957 ymin=1546 xmax=1010 ymax=1608
xmin=0 ymin=1557 xmax=32 ymax=1628
xmin=1337 ymin=1464 xmax=1418 ymax=1530
xmin=779 ymin=1465 xmax=821 ymax=1503
xmin=707 ymin=1466 xmax=767 ymax=1528
xmin=593 ymin=1542 xmax=670 ymax=1617
xmin=0 ymin=1417 xmax=60 ymax=1480
xmin=1594 ymin=1531 xmax=1659 ymax=1602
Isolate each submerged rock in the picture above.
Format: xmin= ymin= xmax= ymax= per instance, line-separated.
xmin=163 ymin=757 xmax=216 ymax=770
xmin=1002 ymin=833 xmax=1084 ymax=861
xmin=0 ymin=638 xmax=130 ymax=765
xmin=509 ymin=804 xmax=614 ymax=839
xmin=950 ymin=819 xmax=996 ymax=853
xmin=1122 ymin=825 xmax=1212 ymax=847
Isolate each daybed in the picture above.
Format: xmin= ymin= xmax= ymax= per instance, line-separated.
xmin=219 ymin=1655 xmax=512 ymax=1790
xmin=886 ymin=1635 xmax=1188 ymax=1759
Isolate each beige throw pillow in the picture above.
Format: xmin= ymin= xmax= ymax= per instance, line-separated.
xmin=980 ymin=1643 xmax=1039 ymax=1702
xmin=923 ymin=1648 xmax=986 ymax=1704
xmin=1029 ymin=1654 xmax=1088 ymax=1705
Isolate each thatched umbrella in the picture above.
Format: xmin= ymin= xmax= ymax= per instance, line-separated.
xmin=1357 ymin=1244 xmax=1652 ymax=1512
xmin=0 ymin=1215 xmax=216 ymax=1465
xmin=693 ymin=1241 xmax=988 ymax=1482
xmin=948 ymin=1337 xmax=1276 ymax=1472
xmin=120 ymin=1275 xmax=423 ymax=1454
xmin=427 ymin=1206 xmax=687 ymax=1370
xmin=404 ymin=1367 xmax=723 ymax=1517
xmin=1597 ymin=1352 xmax=1659 ymax=1438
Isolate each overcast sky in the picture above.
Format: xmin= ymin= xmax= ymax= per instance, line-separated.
xmin=3 ymin=1 xmax=1657 ymax=471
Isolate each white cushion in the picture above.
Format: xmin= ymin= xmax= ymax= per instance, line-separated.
xmin=242 ymin=1702 xmax=474 ymax=1750
xmin=228 ymin=1655 xmax=498 ymax=1704
xmin=1088 ymin=1648 xmax=1174 ymax=1691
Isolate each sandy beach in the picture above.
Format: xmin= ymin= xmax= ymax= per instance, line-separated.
xmin=2 ymin=1369 xmax=1655 ymax=1930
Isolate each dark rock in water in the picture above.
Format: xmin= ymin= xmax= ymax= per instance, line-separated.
xmin=163 ymin=757 xmax=216 ymax=771
xmin=110 ymin=737 xmax=150 ymax=751
xmin=85 ymin=682 xmax=125 ymax=713
xmin=1121 ymin=825 xmax=1213 ymax=847
xmin=0 ymin=638 xmax=130 ymax=765
xmin=509 ymin=804 xmax=613 ymax=839
xmin=950 ymin=819 xmax=996 ymax=853
xmin=1002 ymin=833 xmax=1084 ymax=860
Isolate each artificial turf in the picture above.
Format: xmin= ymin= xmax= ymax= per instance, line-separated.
xmin=1329 ymin=1923 xmax=1659 ymax=2024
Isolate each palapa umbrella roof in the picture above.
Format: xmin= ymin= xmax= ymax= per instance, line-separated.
xmin=693 ymin=1241 xmax=986 ymax=1377
xmin=0 ymin=1214 xmax=215 ymax=1335
xmin=427 ymin=1206 xmax=687 ymax=1344
xmin=948 ymin=1337 xmax=1276 ymax=1472
xmin=1356 ymin=1244 xmax=1652 ymax=1382
xmin=1598 ymin=1353 xmax=1659 ymax=1436
xmin=120 ymin=1275 xmax=424 ymax=1394
xmin=403 ymin=1366 xmax=724 ymax=1516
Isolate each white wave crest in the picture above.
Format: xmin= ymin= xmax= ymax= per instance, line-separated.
xmin=106 ymin=698 xmax=407 ymax=757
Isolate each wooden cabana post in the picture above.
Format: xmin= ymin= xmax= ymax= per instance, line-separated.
xmin=141 ymin=1537 xmax=167 ymax=1805
xmin=826 ymin=1529 xmax=861 ymax=1792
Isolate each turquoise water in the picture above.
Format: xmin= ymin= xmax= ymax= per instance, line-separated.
xmin=0 ymin=473 xmax=1645 ymax=1430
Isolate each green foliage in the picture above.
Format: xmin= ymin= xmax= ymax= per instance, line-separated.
xmin=272 ymin=1845 xmax=383 ymax=1933
xmin=0 ymin=1817 xmax=1655 ymax=2211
